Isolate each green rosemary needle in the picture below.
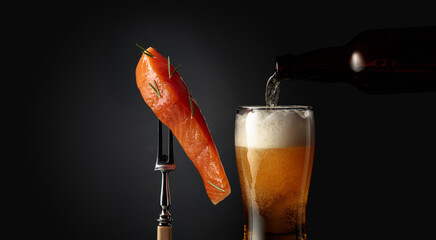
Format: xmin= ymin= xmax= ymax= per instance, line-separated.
xmin=208 ymin=180 xmax=225 ymax=192
xmin=189 ymin=95 xmax=193 ymax=119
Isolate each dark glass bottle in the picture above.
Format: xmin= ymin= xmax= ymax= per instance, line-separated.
xmin=274 ymin=26 xmax=436 ymax=94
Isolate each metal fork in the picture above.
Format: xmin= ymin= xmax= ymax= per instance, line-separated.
xmin=154 ymin=120 xmax=175 ymax=240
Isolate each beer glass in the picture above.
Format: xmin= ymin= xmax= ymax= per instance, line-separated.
xmin=235 ymin=106 xmax=315 ymax=240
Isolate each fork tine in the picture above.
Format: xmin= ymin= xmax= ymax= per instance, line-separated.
xmin=168 ymin=130 xmax=174 ymax=165
xmin=157 ymin=120 xmax=163 ymax=163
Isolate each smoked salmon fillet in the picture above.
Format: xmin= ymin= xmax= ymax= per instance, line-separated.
xmin=135 ymin=47 xmax=231 ymax=205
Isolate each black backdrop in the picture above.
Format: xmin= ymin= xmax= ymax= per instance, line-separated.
xmin=24 ymin=1 xmax=436 ymax=239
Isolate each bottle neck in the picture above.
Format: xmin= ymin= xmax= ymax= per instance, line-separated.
xmin=276 ymin=46 xmax=352 ymax=82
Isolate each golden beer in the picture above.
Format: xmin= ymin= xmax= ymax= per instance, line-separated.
xmin=235 ymin=106 xmax=314 ymax=240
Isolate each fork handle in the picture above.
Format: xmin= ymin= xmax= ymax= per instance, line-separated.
xmin=157 ymin=225 xmax=172 ymax=240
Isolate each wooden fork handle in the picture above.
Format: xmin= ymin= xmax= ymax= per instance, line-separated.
xmin=157 ymin=225 xmax=172 ymax=240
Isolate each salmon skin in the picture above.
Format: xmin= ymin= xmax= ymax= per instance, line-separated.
xmin=135 ymin=47 xmax=231 ymax=205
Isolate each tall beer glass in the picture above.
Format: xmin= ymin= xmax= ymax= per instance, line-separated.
xmin=235 ymin=106 xmax=315 ymax=240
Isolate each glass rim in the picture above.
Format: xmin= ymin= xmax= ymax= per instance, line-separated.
xmin=236 ymin=105 xmax=313 ymax=111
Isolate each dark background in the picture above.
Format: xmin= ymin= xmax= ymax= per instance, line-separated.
xmin=24 ymin=1 xmax=435 ymax=239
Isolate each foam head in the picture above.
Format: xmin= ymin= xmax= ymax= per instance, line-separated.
xmin=235 ymin=107 xmax=314 ymax=148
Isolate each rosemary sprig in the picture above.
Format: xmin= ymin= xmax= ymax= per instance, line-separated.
xmin=136 ymin=43 xmax=155 ymax=58
xmin=171 ymin=64 xmax=182 ymax=78
xmin=208 ymin=180 xmax=225 ymax=192
xmin=148 ymin=80 xmax=160 ymax=98
xmin=168 ymin=56 xmax=182 ymax=78
xmin=188 ymin=95 xmax=193 ymax=119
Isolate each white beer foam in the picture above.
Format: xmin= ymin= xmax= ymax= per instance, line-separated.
xmin=235 ymin=109 xmax=313 ymax=148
